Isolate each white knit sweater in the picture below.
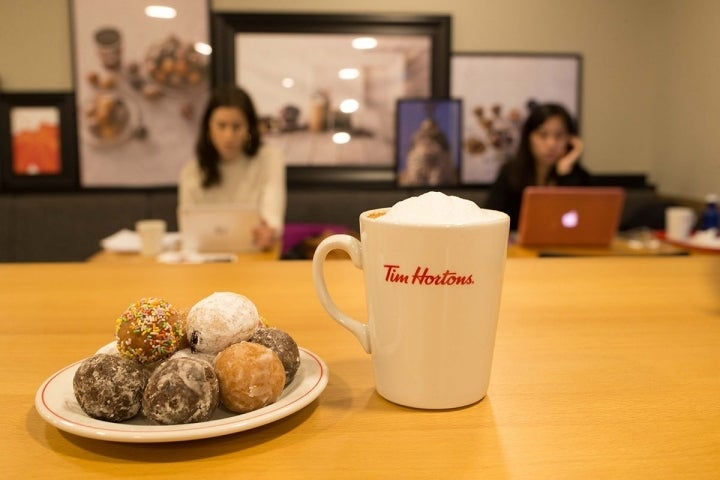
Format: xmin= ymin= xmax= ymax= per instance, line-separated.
xmin=178 ymin=145 xmax=286 ymax=231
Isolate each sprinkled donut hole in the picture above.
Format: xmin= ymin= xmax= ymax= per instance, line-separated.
xmin=115 ymin=297 xmax=187 ymax=364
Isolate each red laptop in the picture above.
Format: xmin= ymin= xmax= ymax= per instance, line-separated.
xmin=517 ymin=187 xmax=625 ymax=247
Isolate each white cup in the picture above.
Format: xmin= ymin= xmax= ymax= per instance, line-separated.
xmin=135 ymin=219 xmax=166 ymax=257
xmin=312 ymin=205 xmax=510 ymax=409
xmin=665 ymin=207 xmax=696 ymax=241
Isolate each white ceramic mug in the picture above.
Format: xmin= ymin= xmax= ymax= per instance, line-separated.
xmin=135 ymin=219 xmax=166 ymax=257
xmin=665 ymin=207 xmax=696 ymax=241
xmin=312 ymin=207 xmax=510 ymax=409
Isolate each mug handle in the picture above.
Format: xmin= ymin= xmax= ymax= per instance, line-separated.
xmin=312 ymin=234 xmax=372 ymax=353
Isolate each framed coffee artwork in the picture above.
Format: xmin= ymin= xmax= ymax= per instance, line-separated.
xmin=212 ymin=12 xmax=451 ymax=186
xmin=451 ymin=52 xmax=582 ymax=185
xmin=0 ymin=92 xmax=78 ymax=190
xmin=395 ymin=98 xmax=462 ymax=188
xmin=70 ymin=0 xmax=211 ymax=187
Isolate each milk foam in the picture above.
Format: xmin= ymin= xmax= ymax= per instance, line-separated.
xmin=377 ymin=191 xmax=507 ymax=225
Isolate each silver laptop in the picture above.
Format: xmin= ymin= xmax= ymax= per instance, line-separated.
xmin=177 ymin=204 xmax=261 ymax=253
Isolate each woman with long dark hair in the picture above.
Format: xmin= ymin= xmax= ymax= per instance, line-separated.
xmin=484 ymin=103 xmax=591 ymax=229
xmin=179 ymin=85 xmax=286 ymax=251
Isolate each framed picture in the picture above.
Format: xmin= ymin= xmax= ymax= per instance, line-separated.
xmin=0 ymin=92 xmax=78 ymax=190
xmin=395 ymin=98 xmax=462 ymax=188
xmin=212 ymin=12 xmax=451 ymax=185
xmin=70 ymin=0 xmax=211 ymax=188
xmin=451 ymin=52 xmax=582 ymax=185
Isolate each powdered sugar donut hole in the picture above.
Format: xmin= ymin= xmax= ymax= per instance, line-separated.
xmin=171 ymin=347 xmax=217 ymax=365
xmin=186 ymin=292 xmax=261 ymax=354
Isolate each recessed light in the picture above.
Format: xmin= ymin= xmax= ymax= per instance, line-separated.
xmin=340 ymin=99 xmax=359 ymax=113
xmin=352 ymin=37 xmax=377 ymax=50
xmin=145 ymin=6 xmax=177 ymax=19
xmin=194 ymin=42 xmax=212 ymax=56
xmin=338 ymin=68 xmax=360 ymax=80
xmin=332 ymin=132 xmax=351 ymax=144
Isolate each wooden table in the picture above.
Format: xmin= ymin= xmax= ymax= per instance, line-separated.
xmin=2 ymin=257 xmax=719 ymax=478
xmin=87 ymin=245 xmax=282 ymax=263
xmin=89 ymin=234 xmax=688 ymax=263
xmin=507 ymin=235 xmax=690 ymax=257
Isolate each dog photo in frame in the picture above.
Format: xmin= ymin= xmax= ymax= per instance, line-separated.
xmin=395 ymin=98 xmax=462 ymax=188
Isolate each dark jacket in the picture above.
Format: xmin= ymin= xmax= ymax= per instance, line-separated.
xmin=484 ymin=161 xmax=592 ymax=230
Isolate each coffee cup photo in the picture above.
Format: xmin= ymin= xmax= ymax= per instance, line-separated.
xmin=94 ymin=27 xmax=123 ymax=71
xmin=312 ymin=192 xmax=510 ymax=409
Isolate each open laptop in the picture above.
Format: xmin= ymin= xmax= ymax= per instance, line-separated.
xmin=177 ymin=204 xmax=261 ymax=253
xmin=517 ymin=187 xmax=625 ymax=247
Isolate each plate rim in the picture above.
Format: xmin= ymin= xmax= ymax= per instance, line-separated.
xmin=658 ymin=231 xmax=720 ymax=252
xmin=34 ymin=346 xmax=328 ymax=443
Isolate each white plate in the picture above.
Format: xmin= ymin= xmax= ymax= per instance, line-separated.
xmin=35 ymin=347 xmax=328 ymax=443
xmin=664 ymin=235 xmax=720 ymax=253
xmin=99 ymin=229 xmax=181 ymax=254
xmin=81 ymin=94 xmax=140 ymax=149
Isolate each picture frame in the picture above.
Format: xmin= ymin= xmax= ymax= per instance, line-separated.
xmin=70 ymin=0 xmax=211 ymax=188
xmin=212 ymin=12 xmax=452 ymax=186
xmin=0 ymin=92 xmax=78 ymax=190
xmin=395 ymin=98 xmax=462 ymax=188
xmin=451 ymin=52 xmax=582 ymax=185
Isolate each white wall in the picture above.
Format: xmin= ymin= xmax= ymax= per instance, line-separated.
xmin=0 ymin=0 xmax=717 ymax=200
xmin=652 ymin=0 xmax=720 ymax=200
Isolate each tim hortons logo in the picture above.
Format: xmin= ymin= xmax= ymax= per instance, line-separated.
xmin=383 ymin=264 xmax=475 ymax=286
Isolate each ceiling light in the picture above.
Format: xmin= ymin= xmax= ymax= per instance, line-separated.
xmin=145 ymin=6 xmax=177 ymax=19
xmin=352 ymin=37 xmax=377 ymax=50
xmin=194 ymin=42 xmax=212 ymax=56
xmin=338 ymin=68 xmax=360 ymax=80
xmin=332 ymin=132 xmax=351 ymax=144
xmin=340 ymin=99 xmax=359 ymax=114
xmin=281 ymin=78 xmax=295 ymax=88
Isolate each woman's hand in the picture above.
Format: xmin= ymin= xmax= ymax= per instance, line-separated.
xmin=252 ymin=220 xmax=278 ymax=251
xmin=556 ymin=136 xmax=584 ymax=175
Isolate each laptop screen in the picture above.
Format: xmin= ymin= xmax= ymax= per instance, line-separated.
xmin=177 ymin=204 xmax=261 ymax=253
